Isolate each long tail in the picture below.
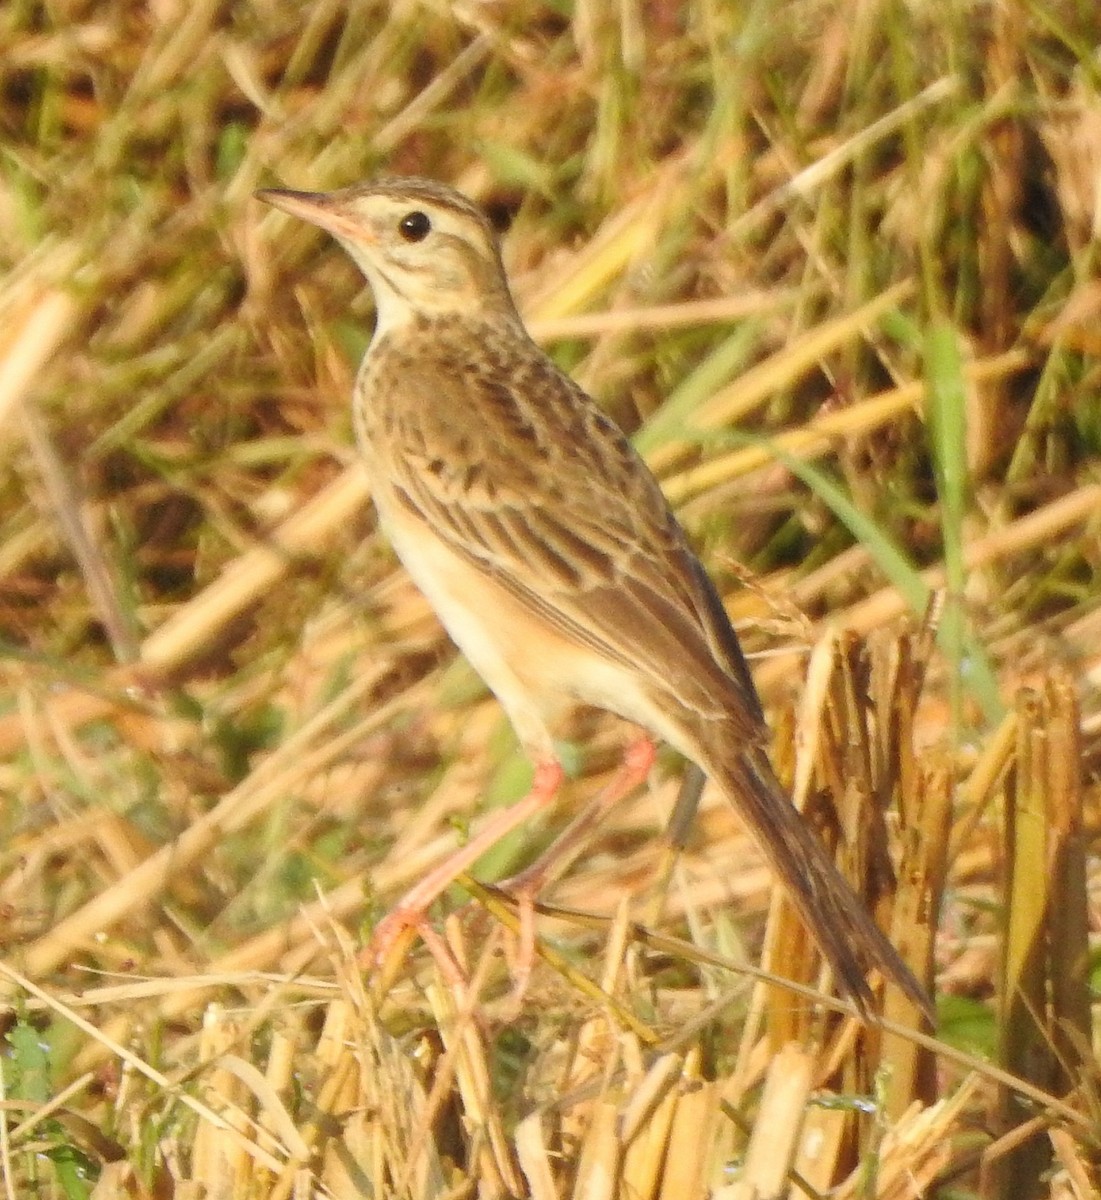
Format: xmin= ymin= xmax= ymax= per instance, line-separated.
xmin=700 ymin=735 xmax=932 ymax=1020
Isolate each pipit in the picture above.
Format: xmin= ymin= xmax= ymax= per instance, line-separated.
xmin=258 ymin=177 xmax=931 ymax=1018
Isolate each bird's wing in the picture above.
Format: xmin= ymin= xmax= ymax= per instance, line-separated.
xmin=379 ymin=342 xmax=763 ymax=737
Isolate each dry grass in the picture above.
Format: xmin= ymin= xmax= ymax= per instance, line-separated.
xmin=2 ymin=2 xmax=1101 ymax=1197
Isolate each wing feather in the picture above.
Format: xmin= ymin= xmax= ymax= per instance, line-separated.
xmin=377 ymin=334 xmax=761 ymax=734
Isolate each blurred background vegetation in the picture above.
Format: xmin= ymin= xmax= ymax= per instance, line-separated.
xmin=1 ymin=1 xmax=1100 ymax=1196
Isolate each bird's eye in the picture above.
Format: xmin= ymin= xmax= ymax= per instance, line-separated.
xmin=398 ymin=210 xmax=431 ymax=242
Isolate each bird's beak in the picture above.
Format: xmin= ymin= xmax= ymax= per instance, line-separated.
xmin=256 ymin=188 xmax=372 ymax=244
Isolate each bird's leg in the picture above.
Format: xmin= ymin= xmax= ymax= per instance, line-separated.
xmin=365 ymin=760 xmax=565 ymax=968
xmin=505 ymin=737 xmax=656 ymax=896
xmin=501 ymin=737 xmax=657 ymax=989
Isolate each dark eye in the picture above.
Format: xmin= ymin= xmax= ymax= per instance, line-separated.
xmin=398 ymin=210 xmax=431 ymax=242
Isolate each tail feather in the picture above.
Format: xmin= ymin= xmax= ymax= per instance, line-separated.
xmin=703 ymin=738 xmax=932 ymax=1020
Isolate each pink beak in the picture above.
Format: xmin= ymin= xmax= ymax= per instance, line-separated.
xmin=256 ymin=188 xmax=371 ymax=243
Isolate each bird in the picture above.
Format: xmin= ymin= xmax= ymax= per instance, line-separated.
xmin=256 ymin=176 xmax=932 ymax=1018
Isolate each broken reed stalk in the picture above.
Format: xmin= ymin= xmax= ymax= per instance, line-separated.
xmin=996 ymin=670 xmax=1092 ymax=1199
xmin=749 ymin=624 xmax=948 ymax=1182
xmin=763 ymin=626 xmax=945 ymax=1017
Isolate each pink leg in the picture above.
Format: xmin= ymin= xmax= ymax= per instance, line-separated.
xmin=365 ymin=760 xmax=565 ymax=967
xmin=504 ymin=737 xmax=657 ymax=997
xmin=506 ymin=737 xmax=656 ymax=897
